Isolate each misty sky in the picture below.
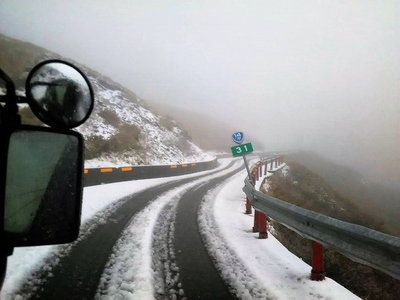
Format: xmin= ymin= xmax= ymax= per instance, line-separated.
xmin=1 ymin=0 xmax=399 ymax=186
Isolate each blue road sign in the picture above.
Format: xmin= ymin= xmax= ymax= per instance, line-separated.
xmin=232 ymin=132 xmax=244 ymax=144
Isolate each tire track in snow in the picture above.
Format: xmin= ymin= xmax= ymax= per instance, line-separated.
xmin=152 ymin=198 xmax=186 ymax=299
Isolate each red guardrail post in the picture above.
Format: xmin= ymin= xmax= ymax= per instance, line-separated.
xmin=258 ymin=212 xmax=268 ymax=239
xmin=270 ymin=159 xmax=274 ymax=170
xmin=245 ymin=197 xmax=252 ymax=214
xmin=252 ymin=168 xmax=258 ymax=231
xmin=275 ymin=157 xmax=278 ymax=168
xmin=311 ymin=241 xmax=325 ymax=281
xmin=264 ymin=161 xmax=267 ymax=175
xmin=253 ymin=210 xmax=260 ymax=232
xmin=259 ymin=163 xmax=262 ymax=178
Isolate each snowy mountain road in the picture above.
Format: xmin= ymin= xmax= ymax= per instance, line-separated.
xmin=14 ymin=159 xmax=244 ymax=299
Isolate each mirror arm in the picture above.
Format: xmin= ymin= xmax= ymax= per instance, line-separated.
xmin=0 ymin=69 xmax=16 ymax=98
xmin=0 ymin=96 xmax=28 ymax=104
xmin=0 ymin=69 xmax=20 ymax=125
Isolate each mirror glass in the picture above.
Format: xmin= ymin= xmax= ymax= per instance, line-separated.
xmin=27 ymin=62 xmax=93 ymax=129
xmin=4 ymin=130 xmax=81 ymax=245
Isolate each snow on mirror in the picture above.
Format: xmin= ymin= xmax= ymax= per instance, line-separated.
xmin=4 ymin=130 xmax=80 ymax=246
xmin=26 ymin=61 xmax=94 ymax=129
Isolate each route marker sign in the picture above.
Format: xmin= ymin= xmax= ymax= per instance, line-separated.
xmin=232 ymin=131 xmax=244 ymax=144
xmin=230 ymin=132 xmax=254 ymax=184
xmin=231 ymin=142 xmax=254 ymax=157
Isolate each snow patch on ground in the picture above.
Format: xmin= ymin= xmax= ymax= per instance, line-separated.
xmin=261 ymin=178 xmax=270 ymax=192
xmin=281 ymin=164 xmax=290 ymax=177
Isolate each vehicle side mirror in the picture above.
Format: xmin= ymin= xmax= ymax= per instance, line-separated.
xmin=26 ymin=60 xmax=94 ymax=130
xmin=0 ymin=125 xmax=84 ymax=247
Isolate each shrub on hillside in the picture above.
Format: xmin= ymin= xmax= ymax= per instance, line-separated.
xmin=85 ymin=123 xmax=142 ymax=159
xmin=108 ymin=123 xmax=141 ymax=151
xmin=159 ymin=115 xmax=175 ymax=131
xmin=99 ymin=109 xmax=120 ymax=128
xmin=85 ymin=135 xmax=108 ymax=159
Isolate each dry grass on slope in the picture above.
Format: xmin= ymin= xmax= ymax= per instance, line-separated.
xmin=85 ymin=123 xmax=142 ymax=160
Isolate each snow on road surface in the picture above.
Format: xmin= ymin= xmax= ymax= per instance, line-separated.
xmin=96 ymin=159 xmax=244 ymax=299
xmin=1 ymin=158 xmax=234 ymax=299
xmin=199 ymin=163 xmax=360 ymax=299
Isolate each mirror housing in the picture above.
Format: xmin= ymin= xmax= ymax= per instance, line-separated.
xmin=26 ymin=60 xmax=94 ymax=129
xmin=0 ymin=125 xmax=84 ymax=247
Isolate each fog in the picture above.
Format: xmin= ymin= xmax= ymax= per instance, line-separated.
xmin=1 ymin=1 xmax=399 ymax=187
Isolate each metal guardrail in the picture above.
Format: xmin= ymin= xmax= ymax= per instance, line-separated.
xmin=243 ymin=161 xmax=400 ymax=280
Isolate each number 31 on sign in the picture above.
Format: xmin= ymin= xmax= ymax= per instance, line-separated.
xmin=231 ymin=142 xmax=254 ymax=157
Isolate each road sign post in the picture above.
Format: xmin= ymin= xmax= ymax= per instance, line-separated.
xmin=242 ymin=154 xmax=253 ymax=185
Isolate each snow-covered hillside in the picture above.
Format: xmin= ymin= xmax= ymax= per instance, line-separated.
xmin=74 ymin=64 xmax=213 ymax=167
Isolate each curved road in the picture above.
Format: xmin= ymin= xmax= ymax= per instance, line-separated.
xmin=16 ymin=160 xmax=244 ymax=299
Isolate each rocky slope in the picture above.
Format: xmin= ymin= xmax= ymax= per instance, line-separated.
xmin=0 ymin=34 xmax=213 ymax=167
